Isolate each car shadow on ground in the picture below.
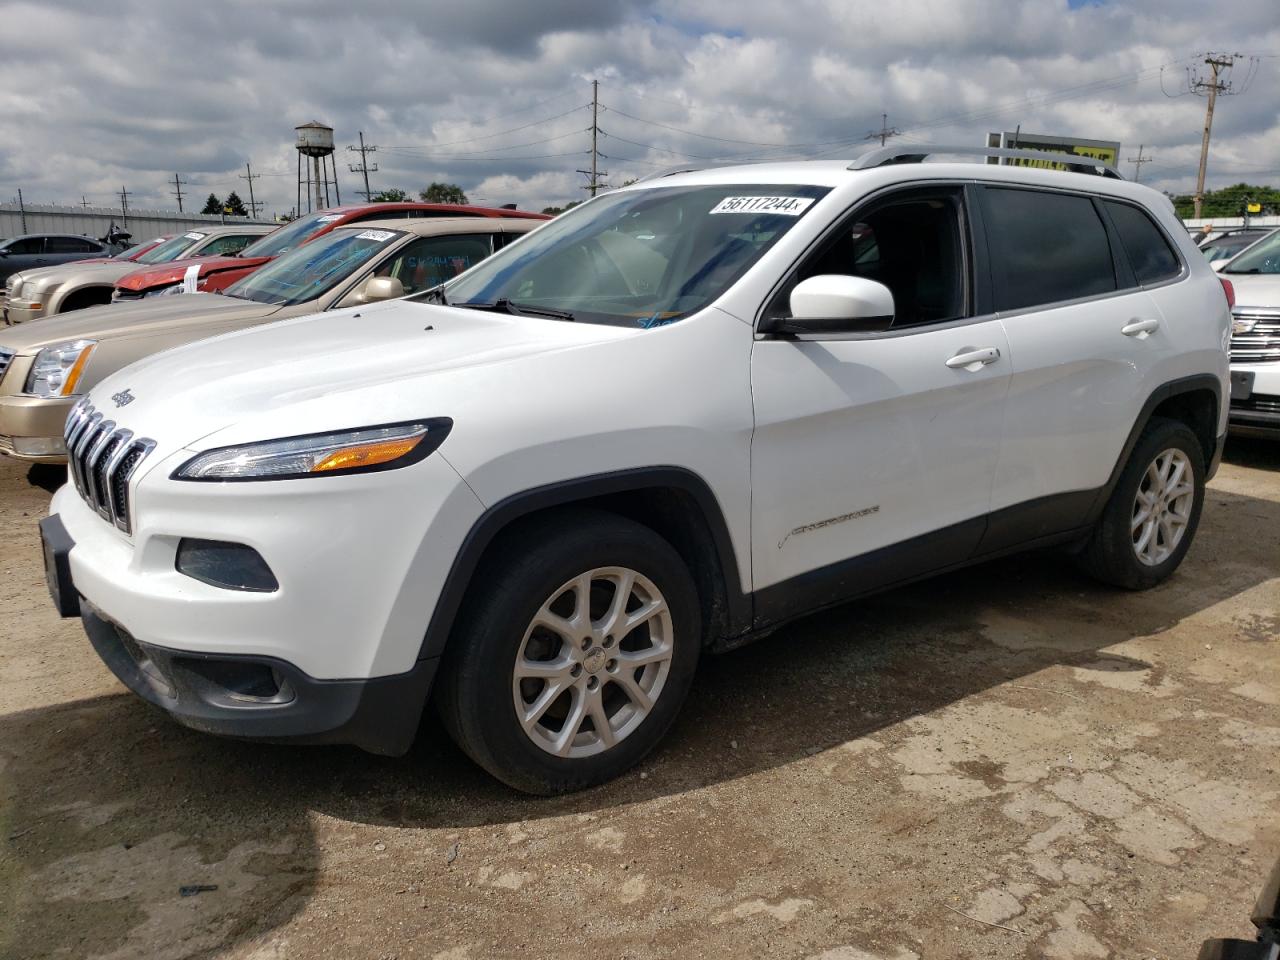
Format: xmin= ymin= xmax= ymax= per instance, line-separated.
xmin=1224 ymin=434 xmax=1280 ymax=471
xmin=2 ymin=485 xmax=1278 ymax=957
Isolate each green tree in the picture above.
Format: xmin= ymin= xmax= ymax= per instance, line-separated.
xmin=223 ymin=191 xmax=248 ymax=217
xmin=419 ymin=182 xmax=469 ymax=204
xmin=200 ymin=193 xmax=222 ymax=215
xmin=370 ymin=188 xmax=410 ymax=202
xmin=1171 ymin=182 xmax=1279 ymax=219
xmin=540 ymin=200 xmax=582 ymax=215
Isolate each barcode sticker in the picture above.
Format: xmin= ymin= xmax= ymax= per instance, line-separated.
xmin=710 ymin=196 xmax=814 ymax=216
xmin=356 ymin=230 xmax=396 ymax=242
xmin=318 ymin=214 xmax=343 ymax=222
xmin=183 ymin=232 xmax=206 ymax=240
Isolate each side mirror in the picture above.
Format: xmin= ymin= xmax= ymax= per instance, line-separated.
xmin=763 ymin=275 xmax=895 ymax=336
xmin=359 ymin=275 xmax=405 ymax=303
xmin=1210 ymin=259 xmax=1231 ymax=273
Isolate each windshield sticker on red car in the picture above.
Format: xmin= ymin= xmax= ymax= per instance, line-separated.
xmin=183 ymin=232 xmax=207 ymax=240
xmin=355 ymin=230 xmax=396 ymax=242
xmin=318 ymin=214 xmax=343 ymax=222
xmin=182 ymin=263 xmax=201 ymax=294
xmin=710 ymin=196 xmax=815 ymax=216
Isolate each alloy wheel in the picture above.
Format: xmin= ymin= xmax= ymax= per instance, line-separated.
xmin=1131 ymin=447 xmax=1195 ymax=566
xmin=512 ymin=566 xmax=674 ymax=758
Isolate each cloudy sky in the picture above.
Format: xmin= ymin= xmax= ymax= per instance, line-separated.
xmin=2 ymin=0 xmax=1277 ymax=217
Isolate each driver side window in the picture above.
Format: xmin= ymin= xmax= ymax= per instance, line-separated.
xmin=770 ymin=189 xmax=969 ymax=328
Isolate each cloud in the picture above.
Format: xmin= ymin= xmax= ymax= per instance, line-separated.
xmin=0 ymin=0 xmax=1276 ymax=216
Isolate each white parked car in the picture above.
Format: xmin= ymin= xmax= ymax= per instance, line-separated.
xmin=1217 ymin=230 xmax=1280 ymax=437
xmin=41 ymin=146 xmax=1231 ymax=793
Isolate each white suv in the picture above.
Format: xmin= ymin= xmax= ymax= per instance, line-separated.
xmin=1216 ymin=229 xmax=1280 ymax=436
xmin=41 ymin=146 xmax=1231 ymax=794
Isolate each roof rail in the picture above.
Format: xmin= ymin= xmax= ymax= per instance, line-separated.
xmin=634 ymin=161 xmax=748 ymax=184
xmin=850 ymin=144 xmax=1124 ymax=179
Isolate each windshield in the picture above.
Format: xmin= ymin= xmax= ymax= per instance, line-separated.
xmin=134 ymin=233 xmax=204 ymax=265
xmin=238 ymin=211 xmax=342 ymax=259
xmin=1201 ymin=234 xmax=1262 ymax=262
xmin=1223 ymin=230 xmax=1280 ymax=275
xmin=225 ymin=227 xmax=405 ymax=306
xmin=443 ymin=183 xmax=831 ymax=326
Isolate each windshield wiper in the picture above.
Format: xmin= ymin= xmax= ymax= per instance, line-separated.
xmin=421 ymin=285 xmax=449 ymax=305
xmin=454 ymin=298 xmax=576 ymax=321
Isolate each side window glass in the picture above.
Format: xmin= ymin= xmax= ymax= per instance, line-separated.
xmin=774 ymin=193 xmax=967 ymax=328
xmin=199 ymin=234 xmax=256 ymax=256
xmin=983 ymin=188 xmax=1116 ymax=311
xmin=375 ymin=234 xmax=494 ymax=294
xmin=1102 ymin=200 xmax=1181 ymax=285
xmin=7 ymin=237 xmax=44 ymax=255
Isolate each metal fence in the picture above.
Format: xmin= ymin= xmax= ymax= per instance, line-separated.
xmin=0 ymin=202 xmax=277 ymax=245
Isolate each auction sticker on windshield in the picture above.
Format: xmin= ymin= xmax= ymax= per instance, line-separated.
xmin=183 ymin=232 xmax=206 ymax=240
xmin=355 ymin=230 xmax=396 ymax=242
xmin=318 ymin=214 xmax=343 ymax=222
xmin=710 ymin=196 xmax=815 ymax=216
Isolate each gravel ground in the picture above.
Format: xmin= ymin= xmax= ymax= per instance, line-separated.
xmin=0 ymin=440 xmax=1277 ymax=960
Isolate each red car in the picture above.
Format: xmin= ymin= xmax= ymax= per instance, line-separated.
xmin=112 ymin=203 xmax=549 ymax=300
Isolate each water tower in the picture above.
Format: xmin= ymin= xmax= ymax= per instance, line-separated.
xmin=295 ymin=121 xmax=341 ymax=215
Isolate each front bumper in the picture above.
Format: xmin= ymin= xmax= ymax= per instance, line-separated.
xmin=41 ymin=513 xmax=439 ymax=755
xmin=0 ymin=387 xmax=73 ymax=463
xmin=1228 ymin=363 xmax=1280 ymax=438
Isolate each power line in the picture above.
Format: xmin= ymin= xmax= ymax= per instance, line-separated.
xmin=382 ymin=103 xmax=588 ymax=150
xmin=866 ymin=113 xmax=900 ymax=147
xmin=347 ymin=131 xmax=378 ymax=199
xmin=1128 ymin=144 xmax=1153 ymax=182
xmin=381 ymin=128 xmax=587 ymax=158
xmin=240 ymin=162 xmax=264 ymax=217
xmin=170 ymin=173 xmax=187 ymax=212
xmin=1182 ymin=53 xmax=1257 ymax=218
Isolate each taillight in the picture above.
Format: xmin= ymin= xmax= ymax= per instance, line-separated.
xmin=1220 ymin=277 xmax=1235 ymax=309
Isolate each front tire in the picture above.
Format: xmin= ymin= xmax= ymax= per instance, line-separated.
xmin=1077 ymin=417 xmax=1205 ymax=590
xmin=436 ymin=509 xmax=701 ymax=794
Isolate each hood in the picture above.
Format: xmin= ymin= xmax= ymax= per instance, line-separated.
xmin=116 ymin=255 xmax=272 ymax=292
xmin=0 ymin=293 xmax=282 ymax=353
xmin=86 ymin=300 xmax=637 ymax=449
xmin=12 ymin=260 xmax=145 ymax=293
xmin=1223 ymin=273 xmax=1280 ymax=310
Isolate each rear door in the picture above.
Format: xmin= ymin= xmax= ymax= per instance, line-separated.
xmin=979 ymin=185 xmax=1177 ymax=550
xmin=45 ymin=236 xmax=100 ymax=266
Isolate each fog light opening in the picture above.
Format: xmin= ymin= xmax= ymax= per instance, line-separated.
xmin=175 ymin=539 xmax=279 ymax=593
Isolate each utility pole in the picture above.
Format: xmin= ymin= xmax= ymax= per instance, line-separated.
xmin=80 ymin=196 xmax=91 ymax=210
xmin=577 ymin=79 xmax=608 ymax=196
xmin=1128 ymin=144 xmax=1153 ymax=182
xmin=866 ymin=113 xmax=900 ymax=147
xmin=347 ymin=132 xmax=378 ymax=199
xmin=16 ymin=188 xmax=27 ymax=232
xmin=1190 ymin=54 xmax=1238 ymax=220
xmin=240 ymin=162 xmax=263 ymax=217
xmin=117 ymin=186 xmax=132 ymax=226
xmin=170 ymin=173 xmax=187 ymax=212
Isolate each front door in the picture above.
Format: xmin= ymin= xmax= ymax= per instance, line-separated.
xmin=749 ymin=185 xmax=1010 ymax=618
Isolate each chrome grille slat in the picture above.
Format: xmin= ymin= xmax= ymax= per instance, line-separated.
xmin=1231 ymin=312 xmax=1280 ymax=364
xmin=61 ymin=402 xmax=156 ymax=534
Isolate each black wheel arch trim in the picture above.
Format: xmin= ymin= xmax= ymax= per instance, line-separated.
xmin=1087 ymin=372 xmax=1222 ymax=523
xmin=415 ymin=466 xmax=751 ymax=662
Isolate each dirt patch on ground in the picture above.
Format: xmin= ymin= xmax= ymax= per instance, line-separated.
xmin=1 ymin=441 xmax=1277 ymax=959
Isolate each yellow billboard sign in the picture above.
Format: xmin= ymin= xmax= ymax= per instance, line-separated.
xmin=986 ymin=132 xmax=1121 ymax=171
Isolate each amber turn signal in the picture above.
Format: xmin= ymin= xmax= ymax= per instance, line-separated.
xmin=311 ymin=435 xmax=424 ymax=473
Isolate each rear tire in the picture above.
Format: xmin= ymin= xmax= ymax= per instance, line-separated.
xmin=1076 ymin=417 xmax=1205 ymax=590
xmin=436 ymin=509 xmax=701 ymax=795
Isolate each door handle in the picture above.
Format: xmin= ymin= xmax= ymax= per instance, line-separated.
xmin=945 ymin=346 xmax=1001 ymax=370
xmin=1121 ymin=317 xmax=1160 ymax=338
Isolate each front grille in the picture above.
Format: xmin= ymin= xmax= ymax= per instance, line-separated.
xmin=111 ymin=288 xmax=144 ymax=303
xmin=64 ymin=401 xmax=156 ymax=534
xmin=1231 ymin=310 xmax=1280 ymax=363
xmin=0 ymin=347 xmax=13 ymax=384
xmin=1232 ymin=395 xmax=1280 ymax=416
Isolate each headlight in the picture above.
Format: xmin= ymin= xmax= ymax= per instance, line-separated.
xmin=144 ymin=282 xmax=184 ymax=298
xmin=24 ymin=339 xmax=97 ymax=398
xmin=173 ymin=419 xmax=453 ymax=481
xmin=7 ymin=277 xmax=23 ymax=298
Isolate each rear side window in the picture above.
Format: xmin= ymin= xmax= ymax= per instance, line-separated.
xmin=983 ymin=187 xmax=1116 ymax=311
xmin=1103 ymin=201 xmax=1181 ymax=284
xmin=47 ymin=236 xmax=99 ymax=253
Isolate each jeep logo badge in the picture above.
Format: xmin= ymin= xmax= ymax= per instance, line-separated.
xmin=111 ymin=389 xmax=135 ymax=408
